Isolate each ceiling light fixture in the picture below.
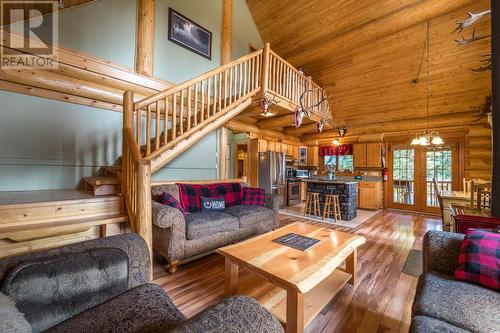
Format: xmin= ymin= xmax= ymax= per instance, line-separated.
xmin=411 ymin=20 xmax=444 ymax=147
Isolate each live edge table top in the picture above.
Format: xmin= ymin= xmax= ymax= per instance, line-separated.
xmin=217 ymin=222 xmax=366 ymax=294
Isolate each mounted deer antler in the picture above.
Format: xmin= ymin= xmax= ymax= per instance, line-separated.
xmin=453 ymin=10 xmax=491 ymax=34
xmin=299 ymin=88 xmax=328 ymax=116
xmin=455 ymin=28 xmax=490 ymax=45
xmin=471 ymin=53 xmax=492 ymax=72
xmin=259 ymin=91 xmax=280 ymax=115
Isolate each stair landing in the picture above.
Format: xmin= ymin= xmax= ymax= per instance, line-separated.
xmin=0 ymin=189 xmax=128 ymax=259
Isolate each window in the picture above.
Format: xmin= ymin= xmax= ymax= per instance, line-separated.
xmin=324 ymin=155 xmax=353 ymax=173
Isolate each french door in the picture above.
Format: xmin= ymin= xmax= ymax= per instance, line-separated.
xmin=388 ymin=140 xmax=459 ymax=214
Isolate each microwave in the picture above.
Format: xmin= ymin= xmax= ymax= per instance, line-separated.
xmin=296 ymin=170 xmax=310 ymax=178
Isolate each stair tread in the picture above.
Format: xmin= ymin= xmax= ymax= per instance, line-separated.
xmin=83 ymin=176 xmax=121 ymax=186
xmin=0 ymin=214 xmax=128 ymax=234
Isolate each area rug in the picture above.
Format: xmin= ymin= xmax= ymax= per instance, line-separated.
xmin=402 ymin=249 xmax=423 ymax=277
xmin=280 ymin=204 xmax=382 ymax=229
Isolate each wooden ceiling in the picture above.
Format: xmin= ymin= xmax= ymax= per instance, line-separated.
xmin=245 ymin=0 xmax=492 ymax=143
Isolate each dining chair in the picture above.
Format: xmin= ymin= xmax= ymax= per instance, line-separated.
xmin=463 ymin=178 xmax=489 ymax=193
xmin=433 ymin=178 xmax=444 ymax=222
xmin=470 ymin=181 xmax=492 ymax=210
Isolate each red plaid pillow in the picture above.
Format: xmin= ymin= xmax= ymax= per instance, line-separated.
xmin=155 ymin=192 xmax=186 ymax=216
xmin=176 ymin=184 xmax=210 ymax=213
xmin=204 ymin=183 xmax=242 ymax=207
xmin=455 ymin=229 xmax=500 ymax=291
xmin=241 ymin=187 xmax=265 ymax=206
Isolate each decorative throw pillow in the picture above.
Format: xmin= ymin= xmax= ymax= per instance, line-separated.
xmin=155 ymin=192 xmax=186 ymax=216
xmin=204 ymin=183 xmax=243 ymax=207
xmin=201 ymin=196 xmax=226 ymax=212
xmin=455 ymin=229 xmax=500 ymax=291
xmin=0 ymin=292 xmax=31 ymax=333
xmin=176 ymin=184 xmax=210 ymax=213
xmin=241 ymin=187 xmax=265 ymax=206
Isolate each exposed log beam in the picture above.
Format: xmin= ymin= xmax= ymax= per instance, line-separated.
xmin=256 ymin=113 xmax=294 ymax=128
xmin=135 ymin=0 xmax=155 ymax=77
xmin=221 ymin=0 xmax=233 ymax=65
xmin=301 ymin=111 xmax=482 ymax=141
xmin=219 ymin=0 xmax=232 ymax=179
xmin=302 ymin=126 xmax=472 ymax=146
xmin=226 ymin=119 xmax=302 ymax=143
xmin=289 ymin=0 xmax=476 ymax=71
xmin=218 ymin=126 xmax=229 ymax=179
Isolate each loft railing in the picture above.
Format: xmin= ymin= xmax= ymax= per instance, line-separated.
xmin=263 ymin=44 xmax=331 ymax=123
xmin=121 ymin=44 xmax=330 ymax=271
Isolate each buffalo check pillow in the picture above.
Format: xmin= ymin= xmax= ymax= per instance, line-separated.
xmin=176 ymin=184 xmax=210 ymax=213
xmin=454 ymin=229 xmax=500 ymax=291
xmin=204 ymin=183 xmax=242 ymax=207
xmin=241 ymin=187 xmax=265 ymax=206
xmin=155 ymin=192 xmax=186 ymax=216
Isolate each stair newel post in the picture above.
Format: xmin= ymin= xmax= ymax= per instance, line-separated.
xmin=261 ymin=42 xmax=271 ymax=94
xmin=122 ymin=90 xmax=134 ymax=200
xmin=137 ymin=160 xmax=153 ymax=280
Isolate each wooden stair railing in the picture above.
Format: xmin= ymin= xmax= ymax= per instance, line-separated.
xmin=263 ymin=45 xmax=331 ymax=123
xmin=121 ymin=44 xmax=331 ymax=275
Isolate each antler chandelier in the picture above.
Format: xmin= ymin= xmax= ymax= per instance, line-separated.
xmin=411 ymin=20 xmax=444 ymax=147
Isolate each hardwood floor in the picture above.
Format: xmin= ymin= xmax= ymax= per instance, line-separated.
xmin=152 ymin=211 xmax=442 ymax=333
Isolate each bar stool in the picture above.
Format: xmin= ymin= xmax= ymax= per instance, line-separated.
xmin=323 ymin=194 xmax=342 ymax=223
xmin=304 ymin=192 xmax=321 ymax=217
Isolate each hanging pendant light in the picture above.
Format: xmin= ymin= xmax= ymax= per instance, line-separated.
xmin=411 ymin=21 xmax=444 ymax=147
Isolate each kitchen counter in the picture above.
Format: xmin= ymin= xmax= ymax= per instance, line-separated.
xmin=305 ymin=180 xmax=357 ymax=220
xmin=337 ymin=176 xmax=383 ymax=183
xmin=301 ymin=177 xmax=357 ymax=185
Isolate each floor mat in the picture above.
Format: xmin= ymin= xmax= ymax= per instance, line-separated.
xmin=403 ymin=249 xmax=423 ymax=277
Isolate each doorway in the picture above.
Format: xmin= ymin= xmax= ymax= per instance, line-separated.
xmin=235 ymin=144 xmax=248 ymax=179
xmin=388 ymin=139 xmax=460 ymax=214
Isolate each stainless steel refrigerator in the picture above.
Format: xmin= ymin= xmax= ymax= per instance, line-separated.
xmin=258 ymin=151 xmax=286 ymax=208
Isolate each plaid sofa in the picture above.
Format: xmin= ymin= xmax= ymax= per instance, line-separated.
xmin=152 ymin=183 xmax=280 ymax=273
xmin=410 ymin=230 xmax=500 ymax=333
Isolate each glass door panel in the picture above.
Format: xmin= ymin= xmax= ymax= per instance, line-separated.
xmin=426 ymin=149 xmax=452 ymax=208
xmin=391 ymin=147 xmax=416 ymax=208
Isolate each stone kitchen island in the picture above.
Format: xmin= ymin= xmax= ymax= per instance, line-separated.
xmin=304 ymin=178 xmax=358 ymax=220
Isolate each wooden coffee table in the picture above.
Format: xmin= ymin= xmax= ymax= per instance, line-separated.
xmin=217 ymin=222 xmax=366 ymax=333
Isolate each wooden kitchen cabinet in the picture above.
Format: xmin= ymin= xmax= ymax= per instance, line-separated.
xmin=300 ymin=181 xmax=307 ymax=201
xmin=358 ymin=181 xmax=383 ymax=210
xmin=353 ymin=144 xmax=367 ymax=168
xmin=293 ymin=146 xmax=299 ymax=159
xmin=366 ymin=143 xmax=382 ymax=167
xmin=306 ymin=146 xmax=319 ymax=166
xmin=258 ymin=139 xmax=267 ymax=153
xmin=353 ymin=143 xmax=382 ymax=168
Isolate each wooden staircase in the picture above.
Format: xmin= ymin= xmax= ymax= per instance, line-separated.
xmin=119 ymin=44 xmax=332 ymax=268
xmin=82 ymin=165 xmax=122 ymax=196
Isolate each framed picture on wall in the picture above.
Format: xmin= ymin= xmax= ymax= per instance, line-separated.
xmin=168 ymin=8 xmax=212 ymax=60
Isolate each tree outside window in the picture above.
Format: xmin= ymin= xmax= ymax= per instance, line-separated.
xmin=324 ymin=155 xmax=354 ymax=173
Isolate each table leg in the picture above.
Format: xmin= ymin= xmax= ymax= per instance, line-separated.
xmin=224 ymin=257 xmax=239 ymax=297
xmin=286 ymin=288 xmax=304 ymax=333
xmin=346 ymin=248 xmax=357 ymax=285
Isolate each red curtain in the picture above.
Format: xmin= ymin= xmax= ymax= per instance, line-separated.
xmin=319 ymin=144 xmax=353 ymax=157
